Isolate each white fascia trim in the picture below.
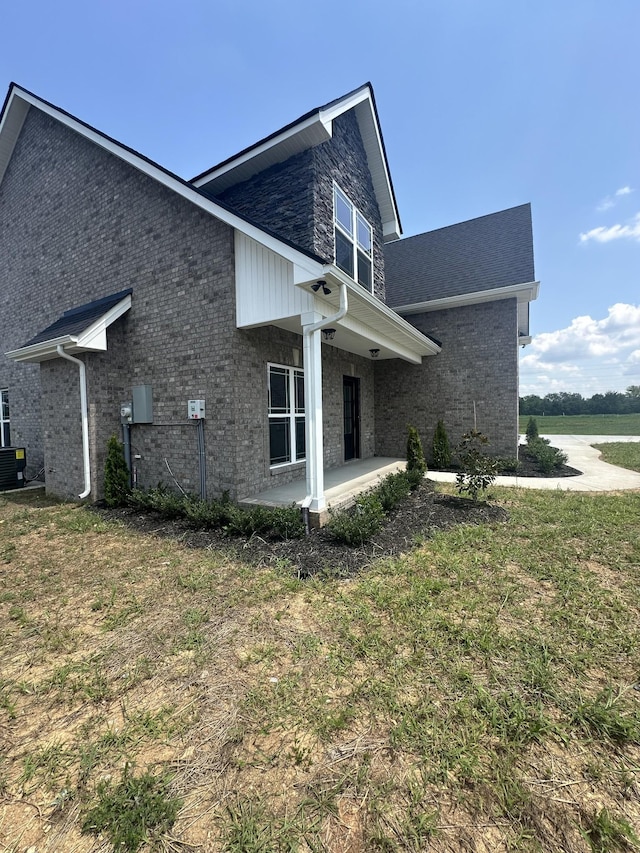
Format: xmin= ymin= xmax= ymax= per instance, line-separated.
xmin=0 ymin=92 xmax=29 ymax=185
xmin=321 ymin=87 xmax=400 ymax=242
xmin=5 ymin=88 xmax=325 ymax=280
xmin=76 ymin=294 xmax=132 ymax=349
xmin=192 ymin=113 xmax=332 ymax=187
xmin=6 ymin=334 xmax=78 ymax=363
xmin=393 ymin=281 xmax=540 ymax=315
xmin=320 ymin=265 xmax=441 ymax=355
xmin=5 ymin=294 xmax=132 ymax=363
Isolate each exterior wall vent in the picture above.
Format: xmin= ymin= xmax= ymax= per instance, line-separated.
xmin=0 ymin=448 xmax=26 ymax=491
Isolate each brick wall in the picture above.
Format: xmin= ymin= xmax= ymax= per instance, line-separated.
xmin=374 ymin=300 xmax=519 ymax=462
xmin=0 ymin=107 xmax=239 ymax=500
xmin=0 ymin=107 xmax=381 ymax=503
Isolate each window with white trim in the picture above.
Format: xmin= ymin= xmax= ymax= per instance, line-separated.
xmin=1 ymin=390 xmax=10 ymax=448
xmin=268 ymin=364 xmax=305 ymax=466
xmin=333 ymin=183 xmax=373 ymax=290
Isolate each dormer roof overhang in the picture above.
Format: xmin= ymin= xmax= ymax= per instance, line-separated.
xmin=191 ymin=83 xmax=402 ymax=242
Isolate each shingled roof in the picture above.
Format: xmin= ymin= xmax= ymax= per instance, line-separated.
xmin=23 ymin=289 xmax=133 ymax=347
xmin=384 ymin=204 xmax=534 ymax=309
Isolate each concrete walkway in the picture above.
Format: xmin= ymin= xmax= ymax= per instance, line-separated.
xmin=428 ymin=435 xmax=640 ymax=492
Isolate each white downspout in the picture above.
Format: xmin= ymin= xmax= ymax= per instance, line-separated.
xmin=56 ymin=345 xmax=91 ymax=500
xmin=301 ymin=282 xmax=348 ymax=514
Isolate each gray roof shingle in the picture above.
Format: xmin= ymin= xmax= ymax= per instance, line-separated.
xmin=384 ymin=204 xmax=534 ymax=308
xmin=23 ymin=288 xmax=132 ymax=347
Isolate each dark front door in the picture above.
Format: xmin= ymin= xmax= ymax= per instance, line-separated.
xmin=343 ymin=376 xmax=361 ymax=461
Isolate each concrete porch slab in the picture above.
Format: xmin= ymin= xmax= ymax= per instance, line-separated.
xmin=239 ymin=457 xmax=406 ymax=513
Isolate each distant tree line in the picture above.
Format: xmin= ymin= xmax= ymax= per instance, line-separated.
xmin=520 ymin=386 xmax=640 ymax=416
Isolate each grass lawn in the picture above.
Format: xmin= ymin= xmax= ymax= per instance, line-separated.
xmin=1 ymin=487 xmax=640 ymax=852
xmin=519 ymin=412 xmax=640 ymax=435
xmin=593 ymin=442 xmax=640 ymax=473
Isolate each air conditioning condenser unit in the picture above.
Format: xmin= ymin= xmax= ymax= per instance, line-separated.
xmin=0 ymin=448 xmax=27 ymax=491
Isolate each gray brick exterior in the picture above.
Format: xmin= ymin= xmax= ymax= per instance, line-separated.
xmin=215 ymin=112 xmax=386 ymax=300
xmin=0 ymin=106 xmax=379 ymax=502
xmin=374 ymin=300 xmax=519 ymax=462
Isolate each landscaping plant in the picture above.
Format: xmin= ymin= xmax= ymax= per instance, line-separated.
xmin=455 ymin=429 xmax=499 ymax=500
xmin=103 ymin=434 xmax=131 ymax=507
xmin=525 ymin=416 xmax=539 ymax=443
xmin=432 ymin=419 xmax=452 ymax=469
xmin=406 ymin=425 xmax=427 ymax=476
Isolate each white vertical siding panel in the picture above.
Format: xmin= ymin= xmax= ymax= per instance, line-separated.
xmin=235 ymin=232 xmax=313 ymax=327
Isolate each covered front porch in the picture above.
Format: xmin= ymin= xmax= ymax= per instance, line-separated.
xmin=240 ymin=457 xmax=406 ymax=524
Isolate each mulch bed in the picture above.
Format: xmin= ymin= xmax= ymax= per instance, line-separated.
xmin=93 ymin=480 xmax=508 ymax=578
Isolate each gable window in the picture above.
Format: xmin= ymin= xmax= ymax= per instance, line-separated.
xmin=333 ymin=184 xmax=373 ymax=290
xmin=1 ymin=390 xmax=10 ymax=448
xmin=268 ymin=364 xmax=305 ymax=466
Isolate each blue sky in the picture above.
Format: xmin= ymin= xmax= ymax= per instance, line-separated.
xmin=2 ymin=0 xmax=638 ymax=397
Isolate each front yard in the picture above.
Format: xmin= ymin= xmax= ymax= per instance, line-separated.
xmin=1 ymin=485 xmax=639 ymax=852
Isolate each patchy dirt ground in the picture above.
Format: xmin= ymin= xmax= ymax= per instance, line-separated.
xmin=94 ymin=480 xmax=509 ymax=578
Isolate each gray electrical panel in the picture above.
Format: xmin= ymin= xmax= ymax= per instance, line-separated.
xmin=132 ymin=385 xmax=153 ymax=423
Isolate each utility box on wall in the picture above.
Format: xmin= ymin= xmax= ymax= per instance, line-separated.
xmin=188 ymin=399 xmax=206 ymax=420
xmin=132 ymin=385 xmax=153 ymax=423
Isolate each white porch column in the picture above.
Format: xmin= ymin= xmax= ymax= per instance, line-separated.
xmin=302 ymin=311 xmax=325 ymax=512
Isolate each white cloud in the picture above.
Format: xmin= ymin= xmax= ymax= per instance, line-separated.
xmin=595 ymin=186 xmax=634 ymax=212
xmin=519 ymin=304 xmax=640 ymax=396
xmin=580 ymin=213 xmax=640 ymax=243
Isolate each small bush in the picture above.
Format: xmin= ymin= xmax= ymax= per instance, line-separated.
xmin=432 ymin=420 xmax=451 ymax=469
xmin=104 ymin=435 xmax=131 ymax=507
xmin=496 ymin=456 xmax=521 ymax=474
xmin=81 ymin=767 xmax=181 ymax=853
xmin=524 ymin=437 xmax=568 ymax=474
xmin=455 ymin=430 xmax=499 ymax=501
xmin=126 ymin=487 xmax=304 ymax=540
xmin=407 ymin=425 xmax=427 ymax=477
xmin=525 ymin=417 xmax=539 ymax=443
xmin=377 ymin=471 xmax=412 ymax=512
xmin=328 ymin=492 xmax=385 ymax=546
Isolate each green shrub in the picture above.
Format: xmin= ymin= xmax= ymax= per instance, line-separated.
xmin=525 ymin=417 xmax=539 ymax=443
xmin=455 ymin=430 xmax=499 ymax=501
xmin=524 ymin=437 xmax=568 ymax=474
xmin=496 ymin=456 xmax=521 ymax=474
xmin=125 ymin=487 xmax=304 ymax=540
xmin=328 ymin=492 xmax=384 ymax=546
xmin=103 ymin=435 xmax=131 ymax=508
xmin=432 ymin=420 xmax=452 ymax=469
xmin=267 ymin=506 xmax=306 ymax=540
xmin=406 ymin=425 xmax=427 ymax=477
xmin=377 ymin=471 xmax=412 ymax=512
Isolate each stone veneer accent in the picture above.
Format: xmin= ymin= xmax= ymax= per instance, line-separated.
xmin=374 ymin=300 xmax=519 ymax=462
xmin=215 ymin=111 xmax=386 ymax=300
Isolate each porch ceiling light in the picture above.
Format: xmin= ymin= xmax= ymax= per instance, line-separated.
xmin=322 ymin=328 xmax=336 ymax=341
xmin=311 ymin=280 xmax=332 ymax=296
xmin=369 ymin=348 xmax=380 ymax=358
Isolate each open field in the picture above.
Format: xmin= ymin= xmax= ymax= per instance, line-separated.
xmin=593 ymin=442 xmax=640 ymax=473
xmin=1 ymin=487 xmax=639 ymax=852
xmin=519 ymin=413 xmax=640 ymax=435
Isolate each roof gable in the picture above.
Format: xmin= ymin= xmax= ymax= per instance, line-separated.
xmin=191 ymin=83 xmax=402 ymax=241
xmin=0 ymin=83 xmax=327 ymax=280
